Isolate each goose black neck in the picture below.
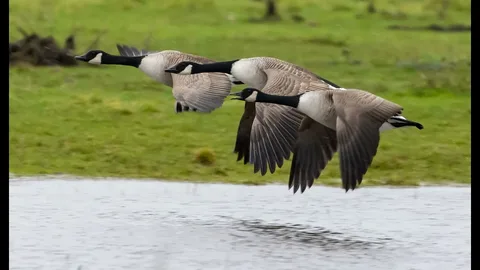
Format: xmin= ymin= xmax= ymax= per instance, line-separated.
xmin=102 ymin=54 xmax=144 ymax=68
xmin=195 ymin=60 xmax=238 ymax=74
xmin=256 ymin=92 xmax=300 ymax=108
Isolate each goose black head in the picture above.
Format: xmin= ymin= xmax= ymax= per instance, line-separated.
xmin=165 ymin=61 xmax=200 ymax=74
xmin=230 ymin=88 xmax=260 ymax=102
xmin=74 ymin=50 xmax=107 ymax=65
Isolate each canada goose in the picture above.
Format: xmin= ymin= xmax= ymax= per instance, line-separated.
xmin=165 ymin=57 xmax=421 ymax=178
xmin=165 ymin=57 xmax=340 ymax=176
xmin=74 ymin=45 xmax=243 ymax=113
xmin=230 ymin=87 xmax=424 ymax=193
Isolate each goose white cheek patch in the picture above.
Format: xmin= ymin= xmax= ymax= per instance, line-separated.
xmin=179 ymin=65 xmax=193 ymax=75
xmin=88 ymin=53 xmax=103 ymax=65
xmin=245 ymin=92 xmax=258 ymax=102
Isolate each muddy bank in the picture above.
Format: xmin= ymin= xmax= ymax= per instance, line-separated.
xmin=9 ymin=28 xmax=103 ymax=67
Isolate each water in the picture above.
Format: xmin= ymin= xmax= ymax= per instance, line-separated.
xmin=9 ymin=177 xmax=471 ymax=270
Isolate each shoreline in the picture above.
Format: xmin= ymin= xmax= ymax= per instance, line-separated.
xmin=9 ymin=173 xmax=471 ymax=188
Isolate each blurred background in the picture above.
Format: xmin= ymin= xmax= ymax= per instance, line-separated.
xmin=9 ymin=0 xmax=471 ymax=186
xmin=9 ymin=1 xmax=470 ymax=269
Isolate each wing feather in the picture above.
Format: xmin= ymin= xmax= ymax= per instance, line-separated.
xmin=172 ymin=72 xmax=233 ymax=113
xmin=116 ymin=44 xmax=157 ymax=56
xmin=246 ymin=68 xmax=337 ymax=175
xmin=334 ymin=90 xmax=403 ymax=191
xmin=289 ymin=118 xmax=338 ymax=194
xmin=249 ymin=104 xmax=304 ymax=174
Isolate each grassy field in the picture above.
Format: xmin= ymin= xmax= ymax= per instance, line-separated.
xmin=9 ymin=0 xmax=471 ymax=187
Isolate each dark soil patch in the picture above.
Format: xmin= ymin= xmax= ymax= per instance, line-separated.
xmin=9 ymin=27 xmax=104 ymax=67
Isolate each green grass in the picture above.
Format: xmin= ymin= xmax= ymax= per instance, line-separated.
xmin=9 ymin=0 xmax=471 ymax=187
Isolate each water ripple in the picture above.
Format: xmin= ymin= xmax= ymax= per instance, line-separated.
xmin=9 ymin=177 xmax=471 ymax=270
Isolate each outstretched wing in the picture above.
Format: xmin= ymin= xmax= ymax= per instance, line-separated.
xmin=234 ymin=103 xmax=256 ymax=164
xmin=247 ymin=68 xmax=336 ymax=175
xmin=249 ymin=103 xmax=305 ymax=174
xmin=168 ymin=53 xmax=233 ymax=113
xmin=334 ymin=90 xmax=403 ymax=191
xmin=116 ymin=44 xmax=156 ymax=56
xmin=289 ymin=117 xmax=337 ymax=194
xmin=171 ymin=72 xmax=233 ymax=113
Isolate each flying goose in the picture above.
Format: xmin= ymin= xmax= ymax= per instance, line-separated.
xmin=164 ymin=57 xmax=421 ymax=180
xmin=165 ymin=57 xmax=340 ymax=176
xmin=74 ymin=45 xmax=243 ymax=113
xmin=230 ymin=87 xmax=424 ymax=193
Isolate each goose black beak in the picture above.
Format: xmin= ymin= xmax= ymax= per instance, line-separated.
xmin=229 ymin=91 xmax=243 ymax=100
xmin=164 ymin=68 xmax=176 ymax=73
xmin=74 ymin=54 xmax=87 ymax=61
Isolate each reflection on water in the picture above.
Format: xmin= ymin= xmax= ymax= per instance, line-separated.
xmin=9 ymin=177 xmax=471 ymax=270
xmin=233 ymin=219 xmax=386 ymax=249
